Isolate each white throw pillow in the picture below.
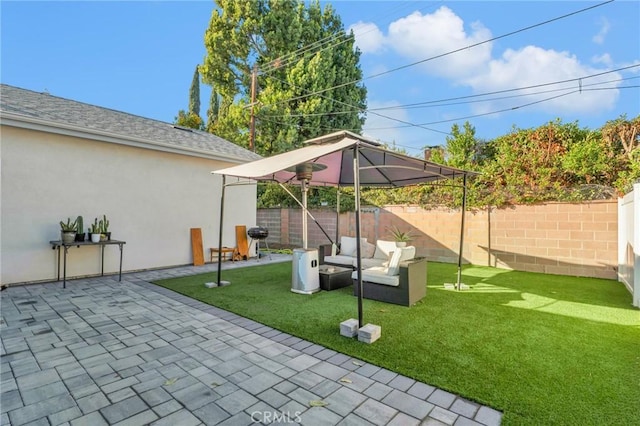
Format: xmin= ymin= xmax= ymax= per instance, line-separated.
xmin=340 ymin=236 xmax=369 ymax=257
xmin=340 ymin=236 xmax=358 ymax=257
xmin=374 ymin=240 xmax=397 ymax=259
xmin=386 ymin=249 xmax=403 ymax=276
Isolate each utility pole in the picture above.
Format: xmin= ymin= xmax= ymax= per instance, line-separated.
xmin=249 ymin=64 xmax=257 ymax=152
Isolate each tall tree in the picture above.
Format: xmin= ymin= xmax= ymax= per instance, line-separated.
xmin=444 ymin=121 xmax=478 ymax=169
xmin=188 ymin=66 xmax=201 ymax=116
xmin=175 ymin=65 xmax=204 ymax=130
xmin=206 ymin=87 xmax=220 ymax=133
xmin=200 ymin=0 xmax=367 ymax=156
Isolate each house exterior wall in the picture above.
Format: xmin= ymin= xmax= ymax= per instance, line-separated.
xmin=1 ymin=126 xmax=257 ymax=285
xmin=258 ymin=200 xmax=618 ymax=280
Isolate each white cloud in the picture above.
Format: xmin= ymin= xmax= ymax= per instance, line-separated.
xmin=464 ymin=46 xmax=620 ymax=114
xmin=349 ymin=21 xmax=385 ymax=54
xmin=358 ymin=6 xmax=622 ymax=116
xmin=592 ymin=17 xmax=610 ymax=45
xmin=592 ymin=53 xmax=613 ymax=66
xmin=386 ymin=7 xmax=492 ymax=79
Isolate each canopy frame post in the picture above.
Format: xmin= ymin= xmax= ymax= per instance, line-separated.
xmin=455 ymin=174 xmax=468 ymax=291
xmin=353 ymin=145 xmax=364 ymax=328
xmin=336 ymin=189 xmax=341 ymax=244
xmin=216 ymin=175 xmax=227 ymax=286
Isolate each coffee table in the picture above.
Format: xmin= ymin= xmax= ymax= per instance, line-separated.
xmin=318 ymin=264 xmax=353 ymax=291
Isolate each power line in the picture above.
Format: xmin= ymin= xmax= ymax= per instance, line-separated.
xmin=259 ymin=85 xmax=635 ymax=136
xmin=259 ymin=69 xmax=639 ymax=120
xmin=365 ymin=85 xmax=639 ymax=131
xmin=263 ymin=73 xmax=450 ymax=136
xmin=263 ymin=0 xmax=615 ymax=107
xmin=259 ymin=1 xmax=443 ymax=75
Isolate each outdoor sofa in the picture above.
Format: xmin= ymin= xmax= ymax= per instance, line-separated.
xmin=319 ymin=236 xmax=426 ymax=306
xmin=319 ymin=236 xmax=416 ymax=269
xmin=352 ymin=257 xmax=427 ymax=306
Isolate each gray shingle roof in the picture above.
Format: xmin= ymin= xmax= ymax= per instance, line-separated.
xmin=0 ymin=84 xmax=261 ymax=163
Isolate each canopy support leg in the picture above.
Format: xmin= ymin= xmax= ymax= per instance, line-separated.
xmin=456 ymin=174 xmax=468 ymax=291
xmin=216 ymin=175 xmax=229 ymax=286
xmin=354 ymin=145 xmax=364 ymax=328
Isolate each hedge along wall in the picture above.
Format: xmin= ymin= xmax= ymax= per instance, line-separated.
xmin=257 ymin=200 xmax=618 ymax=280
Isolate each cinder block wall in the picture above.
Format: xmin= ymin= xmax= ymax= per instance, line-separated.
xmin=488 ymin=201 xmax=617 ymax=279
xmin=258 ymin=200 xmax=618 ymax=279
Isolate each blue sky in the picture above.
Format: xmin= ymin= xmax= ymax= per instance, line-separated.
xmin=2 ymin=1 xmax=639 ymax=155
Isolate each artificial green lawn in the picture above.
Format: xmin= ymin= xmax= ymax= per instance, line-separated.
xmin=152 ymin=262 xmax=640 ymax=425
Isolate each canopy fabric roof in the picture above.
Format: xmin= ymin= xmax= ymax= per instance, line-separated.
xmin=212 ymin=130 xmax=475 ymax=187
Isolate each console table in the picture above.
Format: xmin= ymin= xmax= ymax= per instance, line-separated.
xmin=50 ymin=240 xmax=126 ymax=288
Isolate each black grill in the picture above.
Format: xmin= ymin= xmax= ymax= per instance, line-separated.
xmin=248 ymin=227 xmax=269 ymax=240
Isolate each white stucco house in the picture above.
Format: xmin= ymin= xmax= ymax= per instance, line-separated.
xmin=0 ymin=84 xmax=261 ymax=285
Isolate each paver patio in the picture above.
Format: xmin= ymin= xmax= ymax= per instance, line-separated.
xmin=1 ymin=256 xmax=502 ymax=425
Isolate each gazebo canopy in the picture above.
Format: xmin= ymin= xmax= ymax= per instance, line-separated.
xmin=212 ymin=130 xmax=478 ymax=327
xmin=211 ymin=130 xmax=472 ymax=187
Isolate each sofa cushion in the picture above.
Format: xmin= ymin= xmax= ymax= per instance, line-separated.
xmin=340 ymin=236 xmax=363 ymax=257
xmin=352 ymin=268 xmax=400 ymax=287
xmin=373 ymin=240 xmax=397 ymax=259
xmin=399 ymin=246 xmax=416 ymax=261
xmin=324 ymin=254 xmax=354 ymax=267
xmin=387 ymin=249 xmax=403 ymax=276
xmin=359 ymin=257 xmax=386 ymax=269
xmin=362 ymin=240 xmax=376 ymax=258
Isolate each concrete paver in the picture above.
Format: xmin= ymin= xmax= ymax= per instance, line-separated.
xmin=1 ymin=256 xmax=502 ymax=425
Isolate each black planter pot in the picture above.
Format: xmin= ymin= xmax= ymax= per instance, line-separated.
xmin=75 ymin=233 xmax=86 ymax=242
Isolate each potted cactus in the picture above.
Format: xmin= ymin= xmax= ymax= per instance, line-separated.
xmin=74 ymin=216 xmax=85 ymax=242
xmin=99 ymin=215 xmax=110 ymax=241
xmin=89 ymin=218 xmax=101 ymax=243
xmin=59 ymin=217 xmax=78 ymax=244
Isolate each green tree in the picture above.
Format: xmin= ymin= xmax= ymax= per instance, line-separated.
xmin=188 ymin=66 xmax=200 ymax=116
xmin=175 ymin=66 xmax=204 ymax=130
xmin=445 ymin=121 xmax=478 ymax=169
xmin=206 ymin=87 xmax=220 ymax=133
xmin=200 ymin=0 xmax=366 ymax=156
xmin=562 ymin=130 xmax=611 ymax=184
xmin=174 ymin=110 xmax=203 ymax=130
xmin=602 ymin=114 xmax=640 ymax=193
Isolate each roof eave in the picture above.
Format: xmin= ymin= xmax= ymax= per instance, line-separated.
xmin=0 ymin=111 xmax=251 ymax=164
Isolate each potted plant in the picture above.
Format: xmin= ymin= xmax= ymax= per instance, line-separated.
xmin=387 ymin=226 xmax=414 ymax=247
xmin=74 ymin=216 xmax=85 ymax=242
xmin=100 ymin=215 xmax=111 ymax=241
xmin=89 ymin=218 xmax=101 ymax=243
xmin=59 ymin=217 xmax=77 ymax=244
